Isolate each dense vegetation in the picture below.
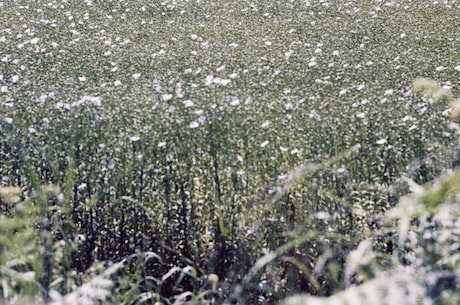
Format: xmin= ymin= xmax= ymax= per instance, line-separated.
xmin=0 ymin=0 xmax=459 ymax=304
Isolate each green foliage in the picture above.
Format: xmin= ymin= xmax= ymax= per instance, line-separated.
xmin=1 ymin=0 xmax=459 ymax=304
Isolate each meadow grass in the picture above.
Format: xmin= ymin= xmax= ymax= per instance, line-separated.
xmin=0 ymin=0 xmax=459 ymax=304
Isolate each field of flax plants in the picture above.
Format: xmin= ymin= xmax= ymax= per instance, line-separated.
xmin=0 ymin=0 xmax=459 ymax=304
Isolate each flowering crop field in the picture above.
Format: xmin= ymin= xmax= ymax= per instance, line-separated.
xmin=0 ymin=0 xmax=459 ymax=304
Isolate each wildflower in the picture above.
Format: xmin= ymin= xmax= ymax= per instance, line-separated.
xmin=198 ymin=116 xmax=206 ymax=123
xmin=290 ymin=148 xmax=300 ymax=155
xmin=183 ymin=100 xmax=194 ymax=107
xmin=260 ymin=141 xmax=269 ymax=148
xmin=220 ymin=79 xmax=231 ymax=86
xmin=189 ymin=121 xmax=199 ymax=129
xmin=376 ymin=139 xmax=387 ymax=145
xmin=205 ymin=75 xmax=214 ymax=86
xmin=162 ymin=94 xmax=173 ymax=101
xmin=435 ymin=66 xmax=445 ymax=72
xmin=285 ymin=49 xmax=294 ymax=59
xmin=230 ymin=97 xmax=240 ymax=106
xmin=384 ymin=89 xmax=394 ymax=96
xmin=309 ymin=110 xmax=321 ymax=121
xmin=261 ymin=121 xmax=270 ymax=128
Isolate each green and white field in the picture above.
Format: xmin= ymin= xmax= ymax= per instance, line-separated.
xmin=0 ymin=0 xmax=459 ymax=304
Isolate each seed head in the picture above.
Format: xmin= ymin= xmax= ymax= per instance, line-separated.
xmin=0 ymin=186 xmax=22 ymax=206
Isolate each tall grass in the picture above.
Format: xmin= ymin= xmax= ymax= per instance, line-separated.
xmin=1 ymin=0 xmax=459 ymax=304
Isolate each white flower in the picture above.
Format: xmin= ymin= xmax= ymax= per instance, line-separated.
xmin=261 ymin=121 xmax=270 ymax=128
xmin=402 ymin=115 xmax=414 ymax=122
xmin=376 ymin=139 xmax=387 ymax=145
xmin=455 ymin=66 xmax=460 ymax=72
xmin=162 ymin=94 xmax=173 ymax=101
xmin=78 ymin=76 xmax=86 ymax=82
xmin=400 ymin=32 xmax=406 ymax=39
xmin=189 ymin=121 xmax=199 ymax=129
xmin=216 ymin=65 xmax=225 ymax=72
xmin=230 ymin=98 xmax=240 ymax=106
xmin=229 ymin=72 xmax=238 ymax=79
xmin=384 ymin=89 xmax=394 ymax=95
xmin=158 ymin=142 xmax=167 ymax=148
xmin=132 ymin=73 xmax=141 ymax=79
xmin=1 ymin=86 xmax=8 ymax=93
xmin=260 ymin=141 xmax=269 ymax=148
xmin=284 ymin=49 xmax=294 ymax=59
xmin=11 ymin=75 xmax=19 ymax=83
xmin=130 ymin=136 xmax=140 ymax=142
xmin=442 ymin=131 xmax=451 ymax=137
xmin=332 ymin=50 xmax=340 ymax=56
xmin=4 ymin=117 xmax=13 ymax=124
xmin=236 ymin=170 xmax=245 ymax=176
xmin=220 ymin=79 xmax=231 ymax=86
xmin=30 ymin=37 xmax=39 ymax=44
xmin=356 ymin=112 xmax=366 ymax=119
xmin=309 ymin=110 xmax=321 ymax=121
xmin=339 ymin=89 xmax=347 ymax=95
xmin=290 ymin=148 xmax=300 ymax=155
xmin=205 ymin=75 xmax=214 ymax=86
xmin=183 ymin=100 xmax=194 ymax=107
xmin=436 ymin=66 xmax=445 ymax=72
xmin=113 ymin=80 xmax=122 ymax=86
